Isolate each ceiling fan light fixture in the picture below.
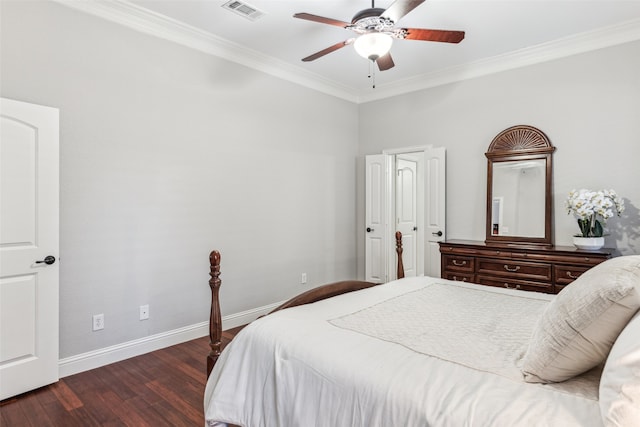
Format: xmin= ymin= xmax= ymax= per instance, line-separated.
xmin=354 ymin=32 xmax=393 ymax=61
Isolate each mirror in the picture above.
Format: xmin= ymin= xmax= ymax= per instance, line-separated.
xmin=485 ymin=125 xmax=555 ymax=247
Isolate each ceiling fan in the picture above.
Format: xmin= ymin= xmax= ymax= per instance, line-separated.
xmin=294 ymin=0 xmax=465 ymax=71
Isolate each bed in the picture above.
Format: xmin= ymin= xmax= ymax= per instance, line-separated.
xmin=203 ymin=251 xmax=640 ymax=427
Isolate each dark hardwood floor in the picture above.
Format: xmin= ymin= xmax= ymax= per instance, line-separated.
xmin=0 ymin=326 xmax=244 ymax=426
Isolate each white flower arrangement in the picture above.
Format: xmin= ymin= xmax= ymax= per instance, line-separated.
xmin=565 ymin=189 xmax=625 ymax=237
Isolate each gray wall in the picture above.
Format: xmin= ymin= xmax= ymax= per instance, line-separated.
xmin=3 ymin=1 xmax=639 ymax=361
xmin=1 ymin=1 xmax=359 ymax=358
xmin=357 ymin=40 xmax=640 ymax=276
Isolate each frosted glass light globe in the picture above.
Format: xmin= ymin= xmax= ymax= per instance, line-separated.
xmin=354 ymin=33 xmax=393 ymax=60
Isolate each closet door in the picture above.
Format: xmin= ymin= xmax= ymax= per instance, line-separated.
xmin=365 ymin=148 xmax=446 ymax=282
xmin=424 ymin=147 xmax=446 ymax=277
xmin=395 ymin=153 xmax=421 ymax=278
xmin=365 ymin=154 xmax=387 ymax=283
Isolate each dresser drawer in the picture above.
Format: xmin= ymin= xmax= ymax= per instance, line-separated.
xmin=476 ymin=276 xmax=554 ymax=294
xmin=554 ymin=264 xmax=591 ymax=286
xmin=474 ymin=248 xmax=512 ymax=259
xmin=439 ymin=240 xmax=613 ymax=295
xmin=443 ymin=272 xmax=474 ymax=283
xmin=521 ymin=252 xmax=607 ymax=266
xmin=476 ymin=258 xmax=552 ymax=282
xmin=442 ymin=255 xmax=474 ymax=273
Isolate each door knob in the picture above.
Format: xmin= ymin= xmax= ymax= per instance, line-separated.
xmin=366 ymin=227 xmax=374 ymax=233
xmin=35 ymin=255 xmax=56 ymax=265
xmin=432 ymin=231 xmax=443 ymax=237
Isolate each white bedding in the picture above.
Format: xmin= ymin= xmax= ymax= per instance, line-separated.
xmin=204 ymin=277 xmax=604 ymax=427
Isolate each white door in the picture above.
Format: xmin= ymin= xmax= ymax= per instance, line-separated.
xmin=395 ymin=154 xmax=422 ymax=278
xmin=0 ymin=98 xmax=59 ymax=399
xmin=365 ymin=154 xmax=387 ymax=283
xmin=366 ymin=147 xmax=446 ymax=282
xmin=424 ymin=147 xmax=446 ymax=277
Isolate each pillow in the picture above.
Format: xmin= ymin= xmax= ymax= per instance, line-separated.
xmin=599 ymin=311 xmax=640 ymax=426
xmin=522 ymin=255 xmax=640 ymax=383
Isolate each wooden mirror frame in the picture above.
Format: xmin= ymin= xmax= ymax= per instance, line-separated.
xmin=485 ymin=125 xmax=556 ymax=247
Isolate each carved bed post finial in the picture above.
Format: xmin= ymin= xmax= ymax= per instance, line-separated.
xmin=207 ymin=250 xmax=222 ymax=377
xmin=395 ymin=231 xmax=404 ymax=279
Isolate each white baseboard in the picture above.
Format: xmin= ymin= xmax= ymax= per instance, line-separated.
xmin=58 ymin=301 xmax=283 ymax=378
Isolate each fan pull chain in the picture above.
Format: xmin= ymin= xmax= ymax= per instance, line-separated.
xmin=368 ymin=60 xmax=377 ymax=89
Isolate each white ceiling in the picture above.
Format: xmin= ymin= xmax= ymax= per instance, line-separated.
xmin=65 ymin=0 xmax=640 ymax=102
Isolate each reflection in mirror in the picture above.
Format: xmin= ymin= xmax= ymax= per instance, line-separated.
xmin=491 ymin=159 xmax=546 ymax=238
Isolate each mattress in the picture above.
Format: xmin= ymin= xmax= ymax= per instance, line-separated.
xmin=204 ymin=276 xmax=603 ymax=427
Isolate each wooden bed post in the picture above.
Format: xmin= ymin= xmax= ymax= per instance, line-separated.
xmin=207 ymin=250 xmax=222 ymax=377
xmin=396 ymin=231 xmax=404 ymax=279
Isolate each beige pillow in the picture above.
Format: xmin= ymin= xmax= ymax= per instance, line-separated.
xmin=522 ymin=255 xmax=640 ymax=383
xmin=600 ymin=311 xmax=640 ymax=426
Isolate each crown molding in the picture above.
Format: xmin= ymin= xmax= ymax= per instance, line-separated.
xmin=52 ymin=0 xmax=360 ymax=103
xmin=358 ymin=18 xmax=640 ymax=103
xmin=52 ymin=1 xmax=640 ymax=104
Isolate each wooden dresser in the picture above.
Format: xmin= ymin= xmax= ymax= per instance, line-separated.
xmin=439 ymin=240 xmax=615 ymax=294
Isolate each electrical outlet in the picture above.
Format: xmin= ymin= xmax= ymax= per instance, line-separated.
xmin=92 ymin=313 xmax=104 ymax=331
xmin=301 ymin=273 xmax=307 ymax=284
xmin=139 ymin=304 xmax=149 ymax=320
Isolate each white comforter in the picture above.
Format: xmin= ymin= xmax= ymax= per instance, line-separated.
xmin=204 ymin=277 xmax=603 ymax=427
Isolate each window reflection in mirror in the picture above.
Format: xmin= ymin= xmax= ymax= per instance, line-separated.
xmin=491 ymin=159 xmax=546 ymax=238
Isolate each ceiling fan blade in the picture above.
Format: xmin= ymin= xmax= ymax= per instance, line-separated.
xmin=381 ymin=0 xmax=425 ymax=23
xmin=376 ymin=53 xmax=395 ymax=71
xmin=301 ymin=39 xmax=355 ymax=62
xmin=402 ymin=28 xmax=465 ymax=43
xmin=294 ymin=13 xmax=350 ymax=28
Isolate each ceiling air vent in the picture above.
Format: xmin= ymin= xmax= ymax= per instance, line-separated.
xmin=222 ymin=1 xmax=265 ymax=21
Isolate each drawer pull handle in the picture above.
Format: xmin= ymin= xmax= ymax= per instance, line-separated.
xmin=503 ymin=265 xmax=520 ymax=272
xmin=566 ymin=271 xmax=579 ymax=279
xmin=452 ymin=276 xmax=468 ymax=282
xmin=452 ymin=260 xmax=467 ymax=266
xmin=504 ymin=283 xmax=521 ymax=290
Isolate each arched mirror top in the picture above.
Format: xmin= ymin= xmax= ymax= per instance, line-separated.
xmin=486 ymin=125 xmax=555 ymax=158
xmin=485 ymin=125 xmax=556 ymax=247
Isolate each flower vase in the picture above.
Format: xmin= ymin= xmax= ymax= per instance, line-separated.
xmin=573 ymin=236 xmax=604 ymax=251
